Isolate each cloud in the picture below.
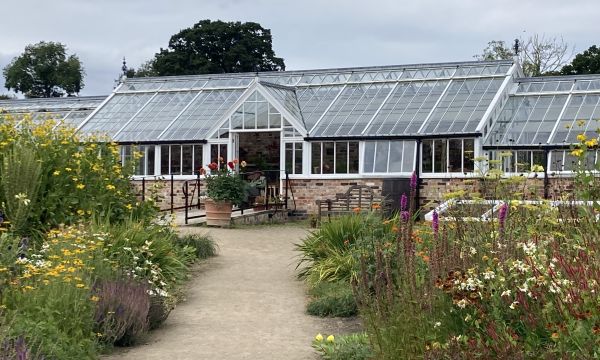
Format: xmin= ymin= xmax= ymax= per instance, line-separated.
xmin=0 ymin=0 xmax=598 ymax=95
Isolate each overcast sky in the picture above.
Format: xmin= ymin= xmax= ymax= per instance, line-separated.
xmin=1 ymin=0 xmax=599 ymax=96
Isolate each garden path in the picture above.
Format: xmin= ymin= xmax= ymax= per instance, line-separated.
xmin=105 ymin=224 xmax=360 ymax=360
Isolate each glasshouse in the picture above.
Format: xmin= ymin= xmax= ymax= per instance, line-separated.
xmin=1 ymin=59 xmax=599 ymax=214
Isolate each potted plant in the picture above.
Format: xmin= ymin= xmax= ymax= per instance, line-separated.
xmin=200 ymin=159 xmax=246 ymax=226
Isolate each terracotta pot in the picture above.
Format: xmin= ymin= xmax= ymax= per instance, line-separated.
xmin=205 ymin=198 xmax=233 ymax=227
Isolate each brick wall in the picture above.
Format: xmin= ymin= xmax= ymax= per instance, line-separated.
xmin=130 ymin=176 xmax=580 ymax=215
xmin=419 ymin=177 xmax=577 ymax=211
xmin=131 ymin=179 xmax=205 ymax=211
xmin=285 ymin=178 xmax=383 ymax=214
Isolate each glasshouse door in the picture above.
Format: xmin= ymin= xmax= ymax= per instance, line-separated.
xmin=230 ymin=133 xmax=240 ymax=163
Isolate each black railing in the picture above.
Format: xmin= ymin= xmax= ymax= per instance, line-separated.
xmin=135 ymin=170 xmax=296 ymax=224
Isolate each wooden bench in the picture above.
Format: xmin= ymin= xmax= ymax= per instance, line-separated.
xmin=316 ymin=185 xmax=389 ymax=223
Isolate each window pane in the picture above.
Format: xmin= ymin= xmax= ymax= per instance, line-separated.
xmin=182 ymin=145 xmax=193 ymax=175
xmin=135 ymin=146 xmax=144 ymax=175
xmin=422 ymin=140 xmax=433 ymax=173
xmin=193 ymin=145 xmax=203 ymax=172
xmin=516 ymin=151 xmax=531 ymax=173
xmin=323 ymin=142 xmax=335 ymax=174
xmin=448 ymin=139 xmax=462 ymax=173
xmin=243 ymin=102 xmax=255 ymax=129
xmin=374 ymin=141 xmax=389 ymax=172
xmin=311 ymin=143 xmax=322 ymax=174
xmin=295 ymin=143 xmax=303 ymax=174
xmin=434 ymin=140 xmax=447 ymax=173
xmin=389 ymin=141 xmax=403 ymax=172
xmin=402 ymin=141 xmax=416 ymax=172
xmin=161 ymin=145 xmax=170 ymax=175
xmin=210 ymin=144 xmax=219 ymax=163
xmin=349 ymin=142 xmax=359 ymax=173
xmin=550 ymin=151 xmax=564 ymax=172
xmin=532 ymin=151 xmax=545 ymax=171
xmin=335 ymin=142 xmax=348 ymax=174
xmin=257 ymin=101 xmax=269 ymax=129
xmin=363 ymin=142 xmax=375 ymax=173
xmin=220 ymin=144 xmax=227 ymax=162
xmin=463 ymin=139 xmax=475 ymax=172
xmin=147 ymin=146 xmax=155 ymax=175
xmin=170 ymin=145 xmax=181 ymax=175
xmin=285 ymin=143 xmax=293 ymax=173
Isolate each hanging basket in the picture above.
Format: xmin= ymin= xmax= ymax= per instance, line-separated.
xmin=205 ymin=198 xmax=233 ymax=227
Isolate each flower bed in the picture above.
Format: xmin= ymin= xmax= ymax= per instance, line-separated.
xmin=0 ymin=116 xmax=214 ymax=358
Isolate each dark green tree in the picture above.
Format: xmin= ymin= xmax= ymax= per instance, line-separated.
xmin=149 ymin=20 xmax=285 ymax=76
xmin=3 ymin=41 xmax=84 ymax=98
xmin=0 ymin=94 xmax=14 ymax=100
xmin=561 ymin=45 xmax=600 ymax=75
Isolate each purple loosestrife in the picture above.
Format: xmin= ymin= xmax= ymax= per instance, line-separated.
xmin=401 ymin=193 xmax=408 ymax=211
xmin=432 ymin=210 xmax=439 ymax=239
xmin=498 ymin=203 xmax=508 ymax=235
xmin=410 ymin=171 xmax=417 ymax=191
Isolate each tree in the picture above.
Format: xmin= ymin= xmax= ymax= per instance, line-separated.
xmin=127 ymin=60 xmax=159 ymax=78
xmin=560 ymin=45 xmax=600 ymax=75
xmin=148 ymin=20 xmax=285 ymax=76
xmin=475 ymin=35 xmax=573 ymax=77
xmin=0 ymin=94 xmax=14 ymax=100
xmin=474 ymin=40 xmax=513 ymax=61
xmin=3 ymin=42 xmax=84 ymax=98
xmin=520 ymin=35 xmax=572 ymax=76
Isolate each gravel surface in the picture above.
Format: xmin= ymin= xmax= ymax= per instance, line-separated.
xmin=105 ymin=224 xmax=361 ymax=360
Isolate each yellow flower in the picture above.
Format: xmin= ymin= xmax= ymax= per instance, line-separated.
xmin=106 ymin=184 xmax=116 ymax=190
xmin=76 ymin=183 xmax=85 ymax=190
xmin=65 ymin=167 xmax=72 ymax=172
xmin=125 ymin=204 xmax=133 ymax=210
xmin=76 ymin=283 xmax=85 ymax=288
xmin=585 ymin=138 xmax=598 ymax=147
xmin=570 ymin=149 xmax=584 ymax=157
xmin=577 ymin=134 xmax=587 ymax=142
xmin=315 ymin=333 xmax=323 ymax=342
xmin=90 ymin=296 xmax=100 ymax=302
xmin=326 ymin=335 xmax=335 ymax=343
xmin=53 ymin=170 xmax=60 ymax=176
xmin=77 ymin=209 xmax=85 ymax=216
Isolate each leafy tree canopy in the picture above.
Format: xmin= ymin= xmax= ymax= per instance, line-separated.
xmin=561 ymin=45 xmax=600 ymax=75
xmin=3 ymin=41 xmax=84 ymax=98
xmin=475 ymin=35 xmax=572 ymax=77
xmin=474 ymin=40 xmax=513 ymax=61
xmin=146 ymin=20 xmax=285 ymax=77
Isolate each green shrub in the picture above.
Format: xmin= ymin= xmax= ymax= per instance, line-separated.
xmin=175 ymin=233 xmax=218 ymax=260
xmin=295 ymin=213 xmax=394 ymax=286
xmin=312 ymin=332 xmax=372 ymax=360
xmin=307 ymin=281 xmax=357 ymax=318
xmin=0 ymin=141 xmax=41 ymax=236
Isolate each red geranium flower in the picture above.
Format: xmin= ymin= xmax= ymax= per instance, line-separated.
xmin=207 ymin=162 xmax=218 ymax=171
xmin=227 ymin=161 xmax=234 ymax=170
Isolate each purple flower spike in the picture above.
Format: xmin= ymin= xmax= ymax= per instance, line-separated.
xmin=498 ymin=203 xmax=508 ymax=232
xmin=410 ymin=171 xmax=418 ymax=190
xmin=432 ymin=210 xmax=439 ymax=236
xmin=400 ymin=193 xmax=408 ymax=211
xmin=401 ymin=210 xmax=409 ymax=222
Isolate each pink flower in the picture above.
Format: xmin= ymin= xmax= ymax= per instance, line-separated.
xmin=207 ymin=162 xmax=218 ymax=171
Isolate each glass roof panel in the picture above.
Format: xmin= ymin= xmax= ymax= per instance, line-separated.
xmin=260 ymin=84 xmax=303 ymax=126
xmin=486 ymin=95 xmax=568 ymax=146
xmin=120 ymin=81 xmax=163 ymax=92
xmin=364 ymin=80 xmax=449 ymax=135
xmin=550 ymin=94 xmax=600 ymax=144
xmin=79 ymin=93 xmax=154 ymax=137
xmin=516 ymin=80 xmax=573 ymax=93
xmin=574 ymin=79 xmax=600 ymax=91
xmin=423 ymin=78 xmax=503 ymax=134
xmin=159 ymin=89 xmax=246 ymax=141
xmin=115 ymin=91 xmax=198 ymax=142
xmin=62 ymin=110 xmax=94 ymax=128
xmin=311 ymin=82 xmax=394 ymax=137
xmin=296 ymin=85 xmax=344 ymax=130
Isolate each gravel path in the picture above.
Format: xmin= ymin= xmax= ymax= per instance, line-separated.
xmin=106 ymin=224 xmax=360 ymax=360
